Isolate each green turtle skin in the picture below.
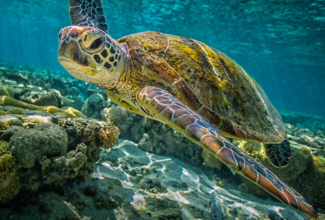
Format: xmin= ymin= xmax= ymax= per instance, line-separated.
xmin=57 ymin=0 xmax=318 ymax=218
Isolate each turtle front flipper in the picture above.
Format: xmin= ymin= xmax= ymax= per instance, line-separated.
xmin=264 ymin=140 xmax=292 ymax=167
xmin=69 ymin=0 xmax=108 ymax=32
xmin=138 ymin=86 xmax=318 ymax=219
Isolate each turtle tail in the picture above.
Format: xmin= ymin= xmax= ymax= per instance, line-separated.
xmin=264 ymin=139 xmax=292 ymax=167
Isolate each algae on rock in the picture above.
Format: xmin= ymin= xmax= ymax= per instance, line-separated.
xmin=0 ymin=96 xmax=86 ymax=118
xmin=0 ymin=115 xmax=120 ymax=204
xmin=0 ymin=140 xmax=20 ymax=204
xmin=10 ymin=123 xmax=68 ymax=169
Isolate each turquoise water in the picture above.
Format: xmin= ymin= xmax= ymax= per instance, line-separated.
xmin=1 ymin=0 xmax=325 ymax=118
xmin=0 ymin=0 xmax=324 ymax=118
xmin=0 ymin=1 xmax=325 ymax=219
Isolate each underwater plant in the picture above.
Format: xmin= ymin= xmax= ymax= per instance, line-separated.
xmin=58 ymin=0 xmax=318 ymax=218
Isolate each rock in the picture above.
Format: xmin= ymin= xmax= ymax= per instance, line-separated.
xmin=81 ymin=93 xmax=106 ymax=118
xmin=138 ymin=119 xmax=204 ymax=167
xmin=0 ymin=140 xmax=20 ymax=204
xmin=0 ymin=138 xmax=323 ymax=219
xmin=58 ymin=117 xmax=119 ymax=151
xmin=10 ymin=123 xmax=68 ymax=168
xmin=63 ymin=95 xmax=84 ymax=110
xmin=0 ymin=115 xmax=23 ymax=129
xmin=202 ymin=149 xmax=223 ymax=170
xmin=19 ymin=89 xmax=62 ymax=107
xmin=300 ymin=156 xmax=325 ymax=208
xmin=295 ymin=135 xmax=321 ymax=148
xmin=0 ymin=126 xmax=24 ymax=142
xmin=21 ymin=115 xmax=53 ymax=124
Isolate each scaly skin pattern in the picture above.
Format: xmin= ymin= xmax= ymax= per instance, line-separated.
xmin=139 ymin=86 xmax=318 ymax=218
xmin=118 ymin=32 xmax=287 ymax=143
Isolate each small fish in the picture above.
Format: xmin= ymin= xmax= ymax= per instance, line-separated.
xmin=210 ymin=197 xmax=224 ymax=220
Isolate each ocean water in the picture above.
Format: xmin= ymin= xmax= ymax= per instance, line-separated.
xmin=0 ymin=0 xmax=324 ymax=118
xmin=0 ymin=1 xmax=325 ymax=220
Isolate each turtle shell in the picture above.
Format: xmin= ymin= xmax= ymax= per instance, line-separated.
xmin=118 ymin=32 xmax=287 ymax=143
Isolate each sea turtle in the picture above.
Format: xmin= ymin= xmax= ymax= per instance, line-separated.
xmin=58 ymin=0 xmax=318 ymax=218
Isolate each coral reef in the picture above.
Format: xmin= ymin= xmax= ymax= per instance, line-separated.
xmin=0 ymin=140 xmax=20 ymax=205
xmin=0 ymin=115 xmax=120 ymax=204
xmin=106 ymin=104 xmax=325 ymax=211
xmin=0 ymin=95 xmax=86 ymax=118
xmin=0 ymin=140 xmax=315 ymax=219
xmin=0 ymin=66 xmax=110 ymax=118
xmin=102 ymin=105 xmax=135 ymax=134
xmin=10 ymin=123 xmax=68 ymax=168
xmin=1 ymin=65 xmax=324 ymax=218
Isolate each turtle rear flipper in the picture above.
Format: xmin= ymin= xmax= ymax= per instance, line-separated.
xmin=69 ymin=0 xmax=108 ymax=32
xmin=138 ymin=86 xmax=318 ymax=219
xmin=264 ymin=140 xmax=292 ymax=167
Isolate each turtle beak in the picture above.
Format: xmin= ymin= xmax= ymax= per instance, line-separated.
xmin=58 ymin=39 xmax=79 ymax=69
xmin=58 ymin=28 xmax=89 ymax=69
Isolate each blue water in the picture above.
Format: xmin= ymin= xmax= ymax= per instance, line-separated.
xmin=0 ymin=0 xmax=324 ymax=118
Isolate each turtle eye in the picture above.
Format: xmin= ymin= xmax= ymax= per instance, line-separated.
xmin=90 ymin=37 xmax=104 ymax=50
xmin=65 ymin=36 xmax=71 ymax=43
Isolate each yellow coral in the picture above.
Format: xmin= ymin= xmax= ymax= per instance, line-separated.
xmin=0 ymin=86 xmax=14 ymax=97
xmin=0 ymin=96 xmax=86 ymax=118
xmin=0 ymin=96 xmax=41 ymax=110
xmin=62 ymin=107 xmax=86 ymax=118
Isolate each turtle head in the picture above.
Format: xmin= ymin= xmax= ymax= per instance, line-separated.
xmin=58 ymin=26 xmax=124 ymax=86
